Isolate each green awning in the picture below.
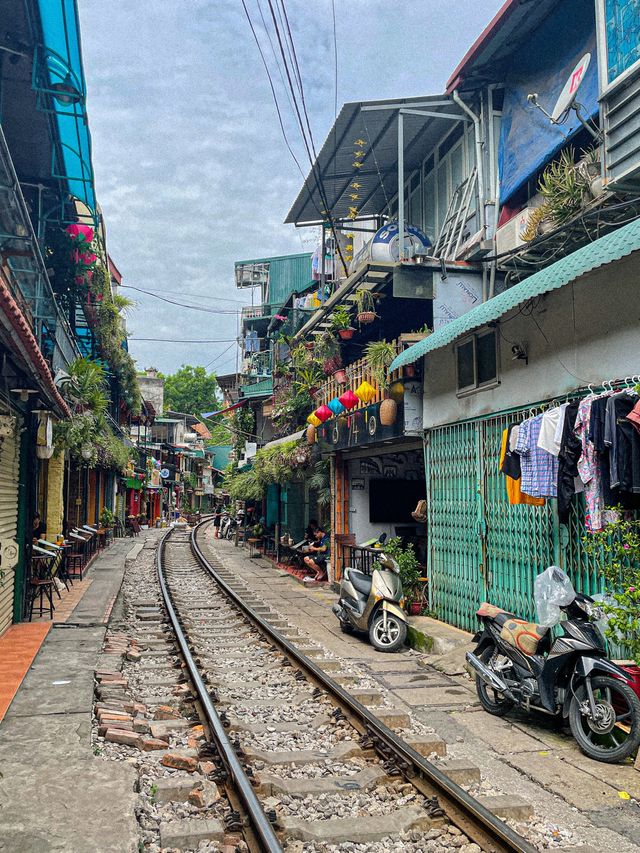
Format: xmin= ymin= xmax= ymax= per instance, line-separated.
xmin=390 ymin=217 xmax=640 ymax=371
xmin=240 ymin=378 xmax=273 ymax=399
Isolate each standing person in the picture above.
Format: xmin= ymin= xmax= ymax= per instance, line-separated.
xmin=303 ymin=526 xmax=329 ymax=582
xmin=213 ymin=503 xmax=222 ymax=539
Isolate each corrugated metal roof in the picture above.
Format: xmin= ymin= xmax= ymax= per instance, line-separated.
xmin=286 ymin=94 xmax=469 ymax=225
xmin=239 ymin=378 xmax=273 ymax=399
xmin=390 ymin=217 xmax=640 ymax=371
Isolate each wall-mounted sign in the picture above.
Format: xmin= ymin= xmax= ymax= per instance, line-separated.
xmin=351 ymin=478 xmax=365 ymax=490
xmin=160 ymin=468 xmax=170 ymax=479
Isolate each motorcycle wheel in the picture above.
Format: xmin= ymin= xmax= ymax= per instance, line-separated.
xmin=369 ymin=611 xmax=406 ymax=653
xmin=475 ymin=645 xmax=515 ymax=716
xmin=569 ymin=675 xmax=640 ymax=763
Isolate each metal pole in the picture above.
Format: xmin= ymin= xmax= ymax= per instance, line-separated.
xmin=398 ymin=112 xmax=405 ymax=261
xmin=452 ymin=90 xmax=486 ymax=236
xmin=320 ymin=224 xmax=326 ymax=291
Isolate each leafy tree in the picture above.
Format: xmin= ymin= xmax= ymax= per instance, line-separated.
xmin=163 ymin=364 xmax=220 ymax=416
xmin=163 ymin=364 xmax=230 ymax=445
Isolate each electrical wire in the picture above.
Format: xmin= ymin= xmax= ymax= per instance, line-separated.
xmin=129 ymin=338 xmax=237 ymax=343
xmin=120 ymin=284 xmax=245 ymax=304
xmin=120 ymin=285 xmax=240 ymax=314
xmin=203 ymin=341 xmax=237 ymax=370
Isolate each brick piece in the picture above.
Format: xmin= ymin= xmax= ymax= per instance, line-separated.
xmin=104 ymin=728 xmax=141 ymax=748
xmin=199 ymin=760 xmax=216 ymax=776
xmin=188 ymin=780 xmax=220 ymax=808
xmin=160 ymin=753 xmax=198 ymax=772
xmin=153 ymin=705 xmax=182 ymax=721
xmin=141 ymin=737 xmax=169 ymax=751
xmin=126 ymin=649 xmax=142 ymax=662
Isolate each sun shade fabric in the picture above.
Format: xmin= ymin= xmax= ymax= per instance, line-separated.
xmin=328 ymin=397 xmax=346 ymax=415
xmin=339 ymin=389 xmax=359 ymax=409
xmin=37 ymin=0 xmax=96 ymax=212
xmin=389 ymin=216 xmax=640 ymax=372
xmin=354 ymin=381 xmax=376 ymax=404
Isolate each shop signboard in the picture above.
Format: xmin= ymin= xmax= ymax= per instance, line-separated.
xmin=432 ymin=270 xmax=483 ymax=329
xmin=403 ymin=381 xmax=423 ymax=434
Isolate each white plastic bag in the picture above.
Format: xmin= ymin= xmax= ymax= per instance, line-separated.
xmin=534 ymin=566 xmax=576 ymax=627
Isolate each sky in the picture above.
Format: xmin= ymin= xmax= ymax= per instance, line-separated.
xmin=79 ymin=0 xmax=504 ymax=378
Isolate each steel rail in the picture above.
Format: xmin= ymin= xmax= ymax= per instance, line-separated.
xmin=157 ymin=527 xmax=284 ymax=853
xmin=191 ymin=520 xmax=538 ymax=853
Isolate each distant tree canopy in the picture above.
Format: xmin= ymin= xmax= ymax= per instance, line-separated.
xmin=162 ymin=365 xmax=230 ymax=446
xmin=163 ymin=365 xmax=219 ymax=414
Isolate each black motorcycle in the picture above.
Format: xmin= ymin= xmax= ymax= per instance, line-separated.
xmin=467 ymin=591 xmax=640 ymax=763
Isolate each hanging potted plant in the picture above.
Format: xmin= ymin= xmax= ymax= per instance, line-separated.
xmin=316 ymin=332 xmax=346 ymax=381
xmin=355 ymin=288 xmax=376 ymax=325
xmin=294 ymin=363 xmax=324 ymax=399
xmin=330 ymin=305 xmax=355 ymax=341
xmin=364 ymin=339 xmax=397 ymax=425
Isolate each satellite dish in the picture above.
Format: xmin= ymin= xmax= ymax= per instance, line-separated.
xmin=552 ymin=53 xmax=591 ymax=122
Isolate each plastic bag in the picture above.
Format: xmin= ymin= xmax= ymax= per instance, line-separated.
xmin=534 ymin=566 xmax=576 ymax=627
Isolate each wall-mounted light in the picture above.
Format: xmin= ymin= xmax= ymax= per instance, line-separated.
xmin=511 ymin=344 xmax=528 ymax=365
xmin=10 ymin=388 xmax=38 ymax=403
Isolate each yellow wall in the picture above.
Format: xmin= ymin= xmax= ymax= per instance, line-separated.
xmin=45 ymin=452 xmax=65 ymax=539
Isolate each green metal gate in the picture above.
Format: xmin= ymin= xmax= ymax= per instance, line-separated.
xmin=425 ymin=410 xmax=604 ymax=631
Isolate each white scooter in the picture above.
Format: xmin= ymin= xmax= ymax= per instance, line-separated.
xmin=332 ymin=552 xmax=407 ymax=652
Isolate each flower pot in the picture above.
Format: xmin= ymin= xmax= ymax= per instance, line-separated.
xmin=538 ymin=217 xmax=555 ymax=235
xmin=621 ymin=664 xmax=640 ymax=702
xmin=338 ymin=328 xmax=355 ymax=341
xmin=409 ymin=601 xmax=422 ymax=616
xmin=333 ymin=369 xmax=348 ymax=385
xmin=404 ymin=364 xmax=416 ymax=378
xmin=309 ymin=386 xmax=319 ymax=398
xmin=379 ymin=397 xmax=397 ymax=426
xmin=590 ymin=175 xmax=605 ymax=198
xmin=357 ymin=311 xmax=376 ymax=325
xmin=304 ymin=342 xmax=315 ymax=351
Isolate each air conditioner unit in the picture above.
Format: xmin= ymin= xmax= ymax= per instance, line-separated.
xmin=495 ymin=208 xmax=534 ymax=255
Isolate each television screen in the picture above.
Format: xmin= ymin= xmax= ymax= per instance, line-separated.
xmin=369 ymin=479 xmax=424 ymax=523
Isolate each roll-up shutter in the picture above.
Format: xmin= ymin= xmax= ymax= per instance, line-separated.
xmin=0 ymin=421 xmax=21 ymax=635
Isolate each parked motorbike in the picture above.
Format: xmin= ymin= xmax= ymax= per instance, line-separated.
xmin=332 ymin=552 xmax=407 ymax=652
xmin=467 ymin=575 xmax=640 ymax=763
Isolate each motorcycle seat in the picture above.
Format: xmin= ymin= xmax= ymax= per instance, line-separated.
xmin=346 ymin=567 xmax=373 ymax=597
xmin=477 ymin=602 xmax=549 ymax=656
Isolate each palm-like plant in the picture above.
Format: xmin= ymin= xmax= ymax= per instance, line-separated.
xmin=66 ymin=357 xmax=109 ymax=415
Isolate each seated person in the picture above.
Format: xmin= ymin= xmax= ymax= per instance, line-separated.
xmin=32 ymin=512 xmax=45 ymax=544
xmin=303 ymin=526 xmax=329 ymax=582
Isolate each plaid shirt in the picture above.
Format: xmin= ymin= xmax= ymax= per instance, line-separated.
xmin=516 ymin=414 xmax=558 ymax=498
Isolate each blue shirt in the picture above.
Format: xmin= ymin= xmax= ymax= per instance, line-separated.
xmin=516 ymin=414 xmax=558 ymax=498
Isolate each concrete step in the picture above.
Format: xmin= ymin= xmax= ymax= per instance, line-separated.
xmin=281 ymin=803 xmax=436 ymax=843
xmin=258 ymin=764 xmax=387 ymax=796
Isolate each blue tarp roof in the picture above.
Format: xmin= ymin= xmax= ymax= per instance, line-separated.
xmin=38 ymin=0 xmax=96 ymax=212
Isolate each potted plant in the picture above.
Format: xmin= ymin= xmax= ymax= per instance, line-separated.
xmin=316 ymin=332 xmax=345 ymax=380
xmin=583 ymin=514 xmax=640 ymax=699
xmin=331 ymin=305 xmax=355 ymax=341
xmin=521 ymin=202 xmax=553 ymax=242
xmin=538 ymin=147 xmax=590 ymax=226
xmin=294 ymin=363 xmax=324 ymax=398
xmin=354 ymin=288 xmax=376 ymax=324
xmin=364 ymin=340 xmax=397 ymax=425
xmin=384 ymin=538 xmax=422 ymax=614
xmin=100 ymin=506 xmax=115 ymax=528
xmin=579 ymin=146 xmax=603 ymax=198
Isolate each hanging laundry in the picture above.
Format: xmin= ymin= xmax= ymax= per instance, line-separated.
xmin=500 ymin=426 xmax=545 ymax=507
xmin=626 ymin=399 xmax=640 ymax=436
xmin=574 ymin=398 xmax=619 ymax=533
xmin=537 ymin=404 xmax=568 ymax=457
xmin=557 ymin=400 xmax=582 ymax=524
xmin=515 ymin=413 xmax=559 ymax=498
xmin=604 ymin=391 xmax=640 ymax=490
xmin=244 ymin=330 xmax=260 ymax=354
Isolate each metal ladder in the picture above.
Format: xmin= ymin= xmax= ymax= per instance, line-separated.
xmin=432 ymin=167 xmax=477 ymax=260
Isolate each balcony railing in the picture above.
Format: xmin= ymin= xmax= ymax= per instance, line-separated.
xmin=317 ymin=340 xmax=406 ymax=409
xmin=241 ymin=305 xmax=267 ymax=321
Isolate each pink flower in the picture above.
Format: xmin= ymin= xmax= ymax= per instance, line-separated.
xmin=623 ymin=543 xmax=630 ymax=550
xmin=628 ymin=587 xmax=636 ymax=593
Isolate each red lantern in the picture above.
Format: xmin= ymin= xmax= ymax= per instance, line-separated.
xmin=314 ymin=405 xmax=332 ymax=423
xmin=338 ymin=389 xmax=359 ymax=409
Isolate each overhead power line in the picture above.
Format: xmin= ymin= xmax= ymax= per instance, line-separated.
xmin=129 ymin=338 xmax=237 ymax=343
xmin=121 ymin=284 xmax=240 ymax=314
xmin=120 ymin=284 xmax=246 ymax=304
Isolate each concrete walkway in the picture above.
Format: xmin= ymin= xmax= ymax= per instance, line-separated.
xmin=0 ymin=533 xmax=157 ymax=853
xmin=204 ymin=533 xmax=640 ymax=853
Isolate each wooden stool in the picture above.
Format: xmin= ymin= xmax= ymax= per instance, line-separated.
xmin=247 ymin=538 xmax=261 ymax=558
xmin=29 ymin=579 xmax=55 ymax=620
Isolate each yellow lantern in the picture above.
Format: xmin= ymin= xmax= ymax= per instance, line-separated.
xmin=307 ymin=413 xmax=322 ymax=427
xmin=354 ymin=381 xmax=376 ymax=404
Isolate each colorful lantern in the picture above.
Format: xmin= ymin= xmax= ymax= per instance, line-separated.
xmin=327 ymin=397 xmax=345 ymax=416
xmin=65 ymin=223 xmax=95 ymax=244
xmin=307 ymin=413 xmax=322 ymax=427
xmin=314 ymin=405 xmax=332 ymax=423
xmin=354 ymin=381 xmax=376 ymax=404
xmin=338 ymin=389 xmax=359 ymax=410
xmin=306 ymin=424 xmax=316 ymax=445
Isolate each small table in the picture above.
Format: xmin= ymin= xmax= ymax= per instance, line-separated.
xmin=247 ymin=538 xmax=261 ymax=559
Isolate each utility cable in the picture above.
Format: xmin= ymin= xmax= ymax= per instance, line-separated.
xmin=120 ymin=285 xmax=240 ymax=314
xmin=120 ymin=284 xmax=245 ymax=304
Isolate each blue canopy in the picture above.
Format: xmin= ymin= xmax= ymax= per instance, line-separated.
xmin=37 ymin=0 xmax=96 ymax=213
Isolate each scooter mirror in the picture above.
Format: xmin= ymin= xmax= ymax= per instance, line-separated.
xmin=377 ymin=553 xmax=400 ymax=573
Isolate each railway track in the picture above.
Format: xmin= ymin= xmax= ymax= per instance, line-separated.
xmin=157 ymin=521 xmax=538 ymax=853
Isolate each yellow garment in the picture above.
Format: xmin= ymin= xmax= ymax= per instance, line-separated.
xmin=500 ymin=429 xmax=545 ymax=507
